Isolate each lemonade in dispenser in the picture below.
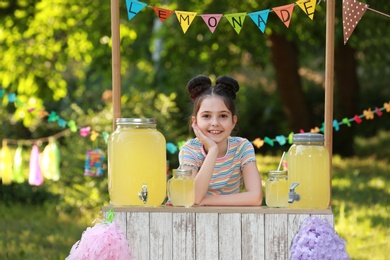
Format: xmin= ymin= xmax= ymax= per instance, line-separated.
xmin=108 ymin=118 xmax=166 ymax=206
xmin=287 ymin=133 xmax=330 ymax=209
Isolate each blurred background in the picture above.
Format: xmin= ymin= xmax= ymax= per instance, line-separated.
xmin=1 ymin=0 xmax=389 ymax=259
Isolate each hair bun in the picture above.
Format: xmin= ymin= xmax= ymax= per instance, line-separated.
xmin=215 ymin=76 xmax=239 ymax=100
xmin=186 ymin=76 xmax=212 ymax=100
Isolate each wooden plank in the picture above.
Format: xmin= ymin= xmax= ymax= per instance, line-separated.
xmin=219 ymin=213 xmax=242 ymax=259
xmin=111 ymin=210 xmax=127 ymax=236
xmin=312 ymin=213 xmax=334 ymax=227
xmin=150 ymin=212 xmax=173 ymax=260
xmin=287 ymin=214 xmax=310 ymax=259
xmin=241 ymin=213 xmax=265 ymax=260
xmin=102 ymin=205 xmax=333 ymax=215
xmin=172 ymin=213 xmax=196 ymax=260
xmin=196 ymin=213 xmax=218 ymax=260
xmin=127 ymin=212 xmax=149 ymax=260
xmin=265 ymin=214 xmax=288 ymax=260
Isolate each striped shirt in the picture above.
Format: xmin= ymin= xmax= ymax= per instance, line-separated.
xmin=179 ymin=136 xmax=257 ymax=195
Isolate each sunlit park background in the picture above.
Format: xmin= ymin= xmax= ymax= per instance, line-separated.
xmin=1 ymin=0 xmax=389 ymax=259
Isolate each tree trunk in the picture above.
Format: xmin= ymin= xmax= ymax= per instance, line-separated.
xmin=333 ymin=42 xmax=359 ymax=156
xmin=268 ymin=34 xmax=312 ymax=132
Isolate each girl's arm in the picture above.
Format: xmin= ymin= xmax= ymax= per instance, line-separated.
xmin=198 ymin=161 xmax=263 ymax=206
xmin=190 ymin=122 xmax=219 ymax=204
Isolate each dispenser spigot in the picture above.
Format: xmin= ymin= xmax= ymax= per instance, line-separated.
xmin=288 ymin=182 xmax=300 ymax=203
xmin=138 ymin=184 xmax=148 ymax=204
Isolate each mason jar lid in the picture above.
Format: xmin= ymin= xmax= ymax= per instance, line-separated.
xmin=116 ymin=118 xmax=156 ymax=126
xmin=268 ymin=170 xmax=287 ymax=177
xmin=292 ymin=133 xmax=324 ymax=143
xmin=174 ymin=168 xmax=192 ymax=176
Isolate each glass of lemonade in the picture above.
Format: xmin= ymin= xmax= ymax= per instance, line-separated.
xmin=167 ymin=169 xmax=195 ymax=207
xmin=266 ymin=170 xmax=288 ymax=208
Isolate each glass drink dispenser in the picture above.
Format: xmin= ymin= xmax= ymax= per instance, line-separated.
xmin=108 ymin=118 xmax=166 ymax=206
xmin=287 ymin=133 xmax=330 ymax=209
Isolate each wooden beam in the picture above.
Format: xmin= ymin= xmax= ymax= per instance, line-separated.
xmin=324 ymin=0 xmax=335 ymax=203
xmin=111 ymin=0 xmax=121 ymax=129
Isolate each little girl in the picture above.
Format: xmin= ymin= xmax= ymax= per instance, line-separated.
xmin=179 ymin=75 xmax=263 ymax=206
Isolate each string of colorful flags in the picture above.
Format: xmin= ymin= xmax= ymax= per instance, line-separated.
xmin=1 ymin=87 xmax=389 ymax=185
xmin=125 ymin=0 xmax=390 ymax=43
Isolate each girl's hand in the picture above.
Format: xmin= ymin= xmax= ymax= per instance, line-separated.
xmin=192 ymin=122 xmax=217 ymax=152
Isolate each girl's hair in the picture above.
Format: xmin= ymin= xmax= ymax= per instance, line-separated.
xmin=186 ymin=75 xmax=240 ymax=118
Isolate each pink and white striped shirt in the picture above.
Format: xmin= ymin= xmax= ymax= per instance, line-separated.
xmin=179 ymin=136 xmax=257 ymax=195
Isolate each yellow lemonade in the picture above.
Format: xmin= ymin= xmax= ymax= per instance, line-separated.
xmin=288 ymin=144 xmax=330 ymax=209
xmin=108 ymin=119 xmax=166 ymax=206
xmin=266 ymin=172 xmax=289 ymax=208
xmin=168 ymin=177 xmax=195 ymax=207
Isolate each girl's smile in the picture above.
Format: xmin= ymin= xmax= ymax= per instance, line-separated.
xmin=193 ymin=96 xmax=237 ymax=144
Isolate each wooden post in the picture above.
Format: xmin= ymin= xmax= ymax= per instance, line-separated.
xmin=111 ymin=0 xmax=121 ymax=129
xmin=324 ymin=0 xmax=335 ymax=203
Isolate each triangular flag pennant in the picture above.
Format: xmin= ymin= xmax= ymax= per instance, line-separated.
xmin=272 ymin=4 xmax=295 ymax=28
xmin=248 ymin=10 xmax=270 ymax=33
xmin=225 ymin=12 xmax=247 ymax=34
xmin=152 ymin=6 xmax=174 ymax=22
xmin=342 ymin=0 xmax=368 ymax=44
xmin=175 ymin=11 xmax=197 ymax=33
xmin=296 ymin=0 xmax=317 ymax=20
xmin=125 ymin=0 xmax=147 ymax=21
xmin=200 ymin=14 xmax=223 ymax=33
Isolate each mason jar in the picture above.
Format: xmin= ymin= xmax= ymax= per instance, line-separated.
xmin=287 ymin=133 xmax=330 ymax=209
xmin=167 ymin=169 xmax=195 ymax=208
xmin=108 ymin=118 xmax=166 ymax=206
xmin=266 ymin=170 xmax=288 ymax=208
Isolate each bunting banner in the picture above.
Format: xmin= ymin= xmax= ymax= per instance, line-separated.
xmin=342 ymin=0 xmax=368 ymax=44
xmin=126 ymin=0 xmax=317 ymax=34
xmin=124 ymin=1 xmax=390 ymax=40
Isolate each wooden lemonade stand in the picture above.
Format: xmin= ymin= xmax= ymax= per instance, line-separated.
xmin=104 ymin=0 xmax=336 ymax=258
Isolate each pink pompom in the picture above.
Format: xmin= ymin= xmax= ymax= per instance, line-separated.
xmin=66 ymin=222 xmax=131 ymax=260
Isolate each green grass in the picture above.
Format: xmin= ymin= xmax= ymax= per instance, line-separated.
xmin=1 ymin=131 xmax=390 ymax=259
xmin=0 ymin=202 xmax=96 ymax=260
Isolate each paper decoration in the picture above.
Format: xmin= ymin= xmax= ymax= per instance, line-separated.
xmin=296 ymin=0 xmax=317 ymax=20
xmin=253 ymin=138 xmax=265 ymax=148
xmin=272 ymin=4 xmax=295 ymax=28
xmin=13 ymin=145 xmax=25 ymax=183
xmin=342 ymin=0 xmax=368 ymax=44
xmin=84 ymin=149 xmax=105 ymax=177
xmin=152 ymin=6 xmax=174 ymax=22
xmin=200 ymin=14 xmax=223 ymax=33
xmin=175 ymin=11 xmax=197 ymax=33
xmin=29 ymin=144 xmax=44 ymax=186
xmin=80 ymin=127 xmax=91 ymax=137
xmin=48 ymin=111 xmax=59 ymax=122
xmin=40 ymin=138 xmax=61 ymax=181
xmin=166 ymin=142 xmax=178 ymax=154
xmin=291 ymin=216 xmax=348 ymax=259
xmin=126 ymin=0 xmax=147 ymax=21
xmin=363 ymin=108 xmax=374 ymax=120
xmin=0 ymin=142 xmax=13 ymax=185
xmin=224 ymin=13 xmax=247 ymax=34
xmin=248 ymin=10 xmax=270 ymax=33
xmin=66 ymin=209 xmax=131 ymax=260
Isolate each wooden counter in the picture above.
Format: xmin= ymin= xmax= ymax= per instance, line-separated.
xmin=102 ymin=205 xmax=333 ymax=260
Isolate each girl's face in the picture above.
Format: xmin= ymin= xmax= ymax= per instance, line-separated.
xmin=193 ymin=96 xmax=237 ymax=144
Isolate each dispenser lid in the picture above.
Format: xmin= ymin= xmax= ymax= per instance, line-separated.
xmin=116 ymin=118 xmax=156 ymax=126
xmin=292 ymin=133 xmax=324 ymax=143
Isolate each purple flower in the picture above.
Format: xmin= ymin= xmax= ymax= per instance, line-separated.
xmin=291 ymin=216 xmax=349 ymax=260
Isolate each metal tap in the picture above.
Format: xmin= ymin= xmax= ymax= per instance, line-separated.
xmin=138 ymin=184 xmax=148 ymax=204
xmin=288 ymin=182 xmax=301 ymax=203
